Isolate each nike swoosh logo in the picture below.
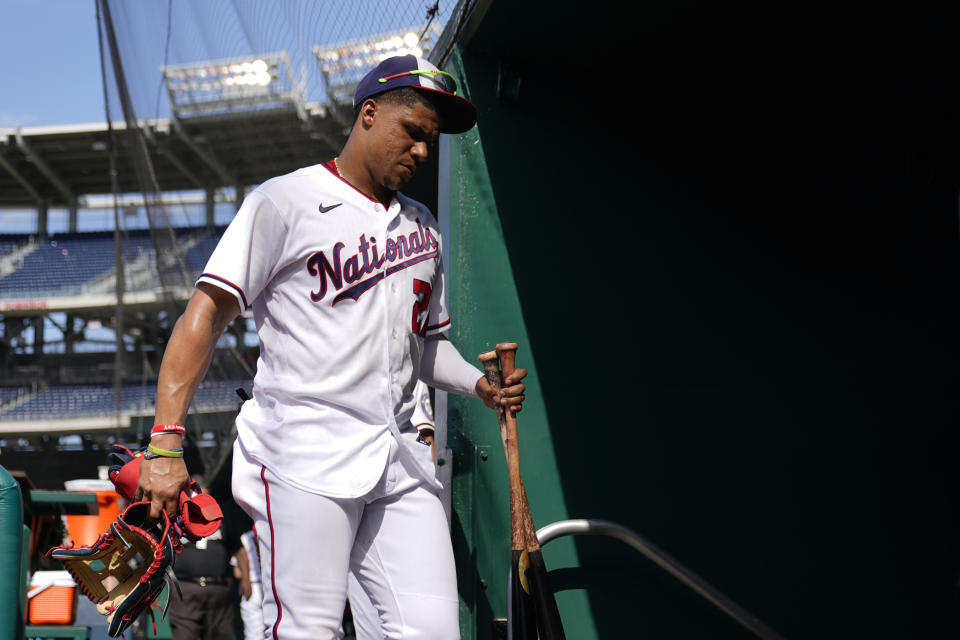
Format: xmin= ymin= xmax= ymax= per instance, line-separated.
xmin=319 ymin=202 xmax=342 ymax=213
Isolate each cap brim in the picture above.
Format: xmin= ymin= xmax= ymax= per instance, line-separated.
xmin=416 ymin=87 xmax=478 ymax=134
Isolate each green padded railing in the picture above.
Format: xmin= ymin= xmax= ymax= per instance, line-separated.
xmin=0 ymin=464 xmax=25 ymax=640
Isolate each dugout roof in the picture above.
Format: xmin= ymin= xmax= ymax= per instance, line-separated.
xmin=0 ymin=103 xmax=349 ymax=208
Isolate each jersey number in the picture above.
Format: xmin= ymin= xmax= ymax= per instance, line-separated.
xmin=412 ymin=279 xmax=432 ymax=336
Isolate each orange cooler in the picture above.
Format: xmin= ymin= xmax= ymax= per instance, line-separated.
xmin=28 ymin=570 xmax=78 ymax=624
xmin=63 ymin=480 xmax=122 ymax=546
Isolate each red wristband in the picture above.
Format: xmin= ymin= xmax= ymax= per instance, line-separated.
xmin=151 ymin=423 xmax=186 ymax=437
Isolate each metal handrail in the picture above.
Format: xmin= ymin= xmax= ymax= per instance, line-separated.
xmin=507 ymin=518 xmax=787 ymax=640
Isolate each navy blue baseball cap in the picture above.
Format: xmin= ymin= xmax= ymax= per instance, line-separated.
xmin=353 ymin=55 xmax=478 ymax=134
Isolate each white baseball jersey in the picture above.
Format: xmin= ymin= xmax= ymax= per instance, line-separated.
xmin=198 ymin=161 xmax=450 ymax=497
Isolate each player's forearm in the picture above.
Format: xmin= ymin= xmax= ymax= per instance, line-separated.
xmin=419 ymin=336 xmax=482 ymax=398
xmin=154 ymin=316 xmax=220 ymax=424
xmin=154 ymin=284 xmax=239 ymax=424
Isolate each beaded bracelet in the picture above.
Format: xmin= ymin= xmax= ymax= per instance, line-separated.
xmin=150 ymin=423 xmax=186 ymax=437
xmin=144 ymin=444 xmax=185 ymax=460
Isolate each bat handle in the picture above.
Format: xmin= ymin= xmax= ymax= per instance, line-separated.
xmin=494 ymin=344 xmax=539 ymax=551
xmin=480 ymin=349 xmax=528 ymax=552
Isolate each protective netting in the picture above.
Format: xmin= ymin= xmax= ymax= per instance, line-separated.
xmin=101 ymin=0 xmax=456 ymax=122
xmin=94 ymin=0 xmax=466 ymax=472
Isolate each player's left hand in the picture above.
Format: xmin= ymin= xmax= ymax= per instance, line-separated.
xmin=476 ymin=368 xmax=526 ymax=412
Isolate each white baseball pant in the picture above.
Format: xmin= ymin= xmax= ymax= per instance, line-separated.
xmin=232 ymin=437 xmax=460 ymax=639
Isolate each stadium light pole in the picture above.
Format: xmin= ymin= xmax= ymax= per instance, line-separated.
xmin=162 ymin=52 xmax=305 ymax=119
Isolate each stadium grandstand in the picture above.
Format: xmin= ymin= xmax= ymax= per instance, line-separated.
xmin=0 ymin=221 xmax=254 ymax=487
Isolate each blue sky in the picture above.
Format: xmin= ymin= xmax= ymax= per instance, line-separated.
xmin=0 ymin=1 xmax=106 ymax=232
xmin=0 ymin=0 xmax=105 ymax=126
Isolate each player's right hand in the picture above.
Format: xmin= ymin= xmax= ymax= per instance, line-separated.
xmin=136 ymin=455 xmax=190 ymax=521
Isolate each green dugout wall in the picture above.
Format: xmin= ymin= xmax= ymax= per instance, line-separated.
xmin=438 ymin=2 xmax=960 ymax=638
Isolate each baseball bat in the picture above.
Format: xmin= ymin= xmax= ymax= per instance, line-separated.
xmin=496 ymin=342 xmax=566 ymax=640
xmin=479 ymin=349 xmax=538 ymax=639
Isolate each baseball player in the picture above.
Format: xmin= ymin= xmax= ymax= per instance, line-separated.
xmin=137 ymin=54 xmax=527 ymax=640
xmin=236 ymin=527 xmax=264 ymax=640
